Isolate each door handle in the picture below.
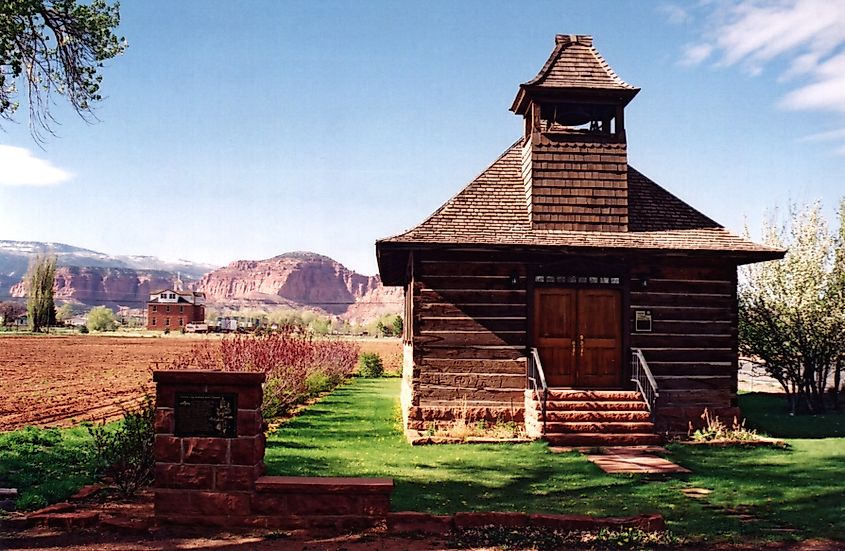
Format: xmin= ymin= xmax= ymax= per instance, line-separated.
xmin=579 ymin=335 xmax=584 ymax=357
xmin=571 ymin=340 xmax=576 ymax=356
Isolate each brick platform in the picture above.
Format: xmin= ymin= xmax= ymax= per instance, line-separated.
xmin=152 ymin=370 xmax=394 ymax=528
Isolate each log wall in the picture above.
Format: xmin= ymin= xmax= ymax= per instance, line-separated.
xmin=405 ymin=251 xmax=528 ymax=430
xmin=629 ymin=261 xmax=740 ymax=432
xmin=402 ymin=250 xmax=742 ymax=435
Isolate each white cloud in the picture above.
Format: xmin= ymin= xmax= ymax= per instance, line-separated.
xmin=799 ymin=128 xmax=845 ymax=143
xmin=681 ymin=0 xmax=845 ymax=153
xmin=658 ymin=3 xmax=693 ymax=25
xmin=680 ymin=43 xmax=714 ymax=66
xmin=0 ymin=145 xmax=72 ymax=187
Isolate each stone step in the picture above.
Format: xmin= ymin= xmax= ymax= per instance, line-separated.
xmin=544 ymin=421 xmax=655 ymax=434
xmin=544 ymin=410 xmax=652 ymax=423
xmin=544 ymin=400 xmax=649 ymax=412
xmin=544 ymin=433 xmax=663 ymax=447
xmin=546 ymin=390 xmax=643 ymax=402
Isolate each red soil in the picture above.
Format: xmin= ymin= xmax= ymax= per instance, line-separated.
xmin=0 ymin=335 xmax=403 ymax=432
xmin=0 ymin=336 xmax=205 ymax=431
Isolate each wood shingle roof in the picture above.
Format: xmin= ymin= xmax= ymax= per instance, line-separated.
xmin=377 ymin=140 xmax=783 ymax=260
xmin=511 ymin=35 xmax=639 ymax=114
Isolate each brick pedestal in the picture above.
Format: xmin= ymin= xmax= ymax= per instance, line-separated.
xmin=152 ymin=370 xmax=266 ymax=526
xmin=152 ymin=370 xmax=394 ymax=529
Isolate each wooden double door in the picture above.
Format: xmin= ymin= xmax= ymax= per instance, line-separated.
xmin=533 ymin=288 xmax=622 ymax=388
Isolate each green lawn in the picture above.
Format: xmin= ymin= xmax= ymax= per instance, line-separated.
xmin=2 ymin=378 xmax=842 ymax=544
xmin=265 ymin=378 xmax=845 ymax=543
xmin=0 ymin=425 xmax=98 ymax=510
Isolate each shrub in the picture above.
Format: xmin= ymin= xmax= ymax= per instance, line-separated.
xmin=169 ymin=330 xmax=360 ymax=419
xmin=689 ymin=408 xmax=758 ymax=442
xmin=15 ymin=494 xmax=47 ymax=510
xmin=78 ymin=324 xmax=89 ymax=334
xmin=358 ymin=352 xmax=384 ymax=378
xmin=86 ymin=306 xmax=117 ymax=332
xmin=88 ymin=395 xmax=155 ymax=496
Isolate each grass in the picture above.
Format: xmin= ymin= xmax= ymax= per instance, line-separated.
xmin=265 ymin=378 xmax=845 ymax=544
xmin=2 ymin=377 xmax=842 ymax=544
xmin=0 ymin=425 xmax=99 ymax=510
xmin=738 ymin=391 xmax=845 ymax=438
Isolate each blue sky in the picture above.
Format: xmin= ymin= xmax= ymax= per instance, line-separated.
xmin=1 ymin=1 xmax=843 ymax=275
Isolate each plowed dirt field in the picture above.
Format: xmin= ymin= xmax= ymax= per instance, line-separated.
xmin=0 ymin=335 xmax=401 ymax=432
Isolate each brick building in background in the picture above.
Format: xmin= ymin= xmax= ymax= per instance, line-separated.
xmin=146 ymin=289 xmax=206 ymax=330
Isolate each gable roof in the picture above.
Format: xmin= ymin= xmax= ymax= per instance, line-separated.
xmin=148 ymin=289 xmax=205 ymax=305
xmin=511 ymin=35 xmax=639 ymax=114
xmin=376 ymin=140 xmax=784 ymax=283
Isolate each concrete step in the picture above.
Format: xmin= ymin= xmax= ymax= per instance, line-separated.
xmin=546 ymin=390 xmax=643 ymax=402
xmin=545 ymin=400 xmax=649 ymax=412
xmin=544 ymin=410 xmax=652 ymax=423
xmin=544 ymin=421 xmax=656 ymax=434
xmin=544 ymin=433 xmax=663 ymax=447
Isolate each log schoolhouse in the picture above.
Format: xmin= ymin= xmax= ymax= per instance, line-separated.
xmin=376 ymin=35 xmax=784 ymax=444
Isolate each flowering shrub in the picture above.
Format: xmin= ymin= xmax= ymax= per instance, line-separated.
xmin=170 ymin=330 xmax=359 ymax=418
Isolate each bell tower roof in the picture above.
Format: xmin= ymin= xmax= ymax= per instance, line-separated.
xmin=511 ymin=34 xmax=639 ymax=115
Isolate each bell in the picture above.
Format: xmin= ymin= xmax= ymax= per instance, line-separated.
xmin=553 ymin=108 xmax=592 ymax=127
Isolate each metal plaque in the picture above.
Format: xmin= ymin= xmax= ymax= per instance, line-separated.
xmin=635 ymin=310 xmax=653 ymax=333
xmin=174 ymin=393 xmax=237 ymax=437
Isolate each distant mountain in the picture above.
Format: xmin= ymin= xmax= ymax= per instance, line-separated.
xmin=195 ymin=251 xmax=403 ymax=320
xmin=0 ymin=240 xmax=215 ymax=278
xmin=1 ymin=241 xmax=403 ymax=323
xmin=0 ymin=240 xmax=216 ymax=306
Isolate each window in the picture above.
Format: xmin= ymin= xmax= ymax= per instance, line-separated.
xmin=151 ymin=318 xmax=156 ymax=326
xmin=179 ymin=306 xmax=184 ymax=313
xmin=152 ymin=305 xmax=157 ymax=312
xmin=165 ymin=306 xmax=170 ymax=313
xmin=165 ymin=318 xmax=170 ymax=326
xmin=179 ymin=318 xmax=183 ymax=326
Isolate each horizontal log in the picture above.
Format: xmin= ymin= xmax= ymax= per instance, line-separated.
xmin=418 ymin=317 xmax=526 ymax=332
xmin=418 ymin=256 xmax=525 ymax=271
xmin=418 ymin=372 xmax=525 ymax=389
xmin=636 ymin=348 xmax=735 ymax=363
xmin=630 ymin=334 xmax=732 ymax=349
xmin=416 ymin=331 xmax=526 ymax=347
xmin=417 ymin=303 xmax=527 ymax=318
xmin=646 ymin=361 xmax=736 ymax=377
xmin=658 ymin=389 xmax=733 ymax=407
xmin=418 ymin=359 xmax=527 ymax=374
xmin=639 ymin=320 xmax=733 ymax=334
xmin=629 ymin=291 xmax=733 ymax=308
xmin=632 ymin=264 xmax=733 ymax=280
xmin=652 ymin=376 xmax=733 ymax=390
xmin=416 ymin=346 xmax=526 ymax=360
xmin=420 ymin=289 xmax=527 ymax=304
xmin=628 ymin=279 xmax=733 ymax=294
xmin=626 ymin=306 xmax=732 ymax=321
xmin=416 ymin=384 xmax=525 ymax=403
xmin=417 ymin=275 xmax=517 ymax=290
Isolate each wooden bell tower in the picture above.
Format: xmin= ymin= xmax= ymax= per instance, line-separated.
xmin=511 ymin=35 xmax=640 ymax=232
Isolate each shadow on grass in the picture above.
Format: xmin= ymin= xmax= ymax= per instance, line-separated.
xmin=265 ymin=378 xmax=845 ymax=541
xmin=739 ymin=393 xmax=845 ymax=438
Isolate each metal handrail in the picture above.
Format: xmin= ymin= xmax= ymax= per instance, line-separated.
xmin=631 ymin=348 xmax=659 ymax=420
xmin=528 ymin=347 xmax=548 ymax=430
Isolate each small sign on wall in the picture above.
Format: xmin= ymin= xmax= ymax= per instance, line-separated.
xmin=635 ymin=310 xmax=653 ymax=332
xmin=174 ymin=393 xmax=238 ymax=437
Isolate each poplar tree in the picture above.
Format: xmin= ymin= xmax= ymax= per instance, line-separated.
xmin=26 ymin=254 xmax=56 ymax=332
